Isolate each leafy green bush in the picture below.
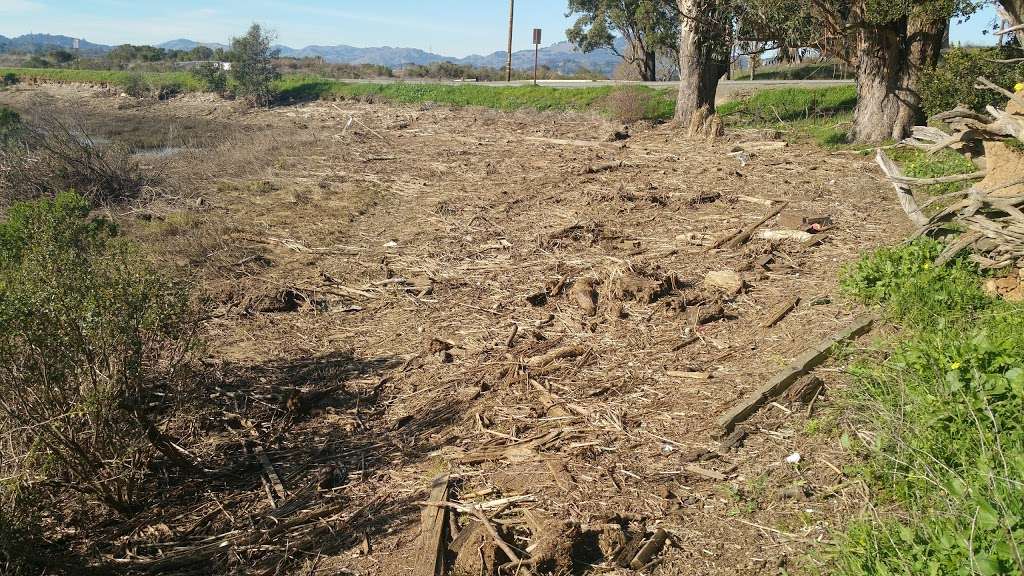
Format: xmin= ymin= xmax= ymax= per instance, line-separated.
xmin=228 ymin=24 xmax=281 ymax=107
xmin=123 ymin=71 xmax=150 ymax=98
xmin=1 ymin=72 xmax=18 ymax=86
xmin=0 ymin=192 xmax=196 ymax=515
xmin=921 ymin=47 xmax=1024 ymax=117
xmin=191 ymin=62 xmax=228 ymax=93
xmin=834 ymin=241 xmax=1024 ymax=575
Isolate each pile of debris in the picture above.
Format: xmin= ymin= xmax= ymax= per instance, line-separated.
xmin=878 ymin=76 xmax=1024 ymax=293
xmin=415 ymin=475 xmax=671 ymax=576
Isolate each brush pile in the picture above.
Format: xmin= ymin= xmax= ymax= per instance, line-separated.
xmin=878 ymin=76 xmax=1024 ymax=270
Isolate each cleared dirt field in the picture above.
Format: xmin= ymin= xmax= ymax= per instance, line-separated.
xmin=1 ymin=84 xmax=909 ymax=575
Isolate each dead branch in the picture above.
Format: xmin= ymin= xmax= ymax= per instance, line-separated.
xmin=876 ymin=150 xmax=928 ymax=226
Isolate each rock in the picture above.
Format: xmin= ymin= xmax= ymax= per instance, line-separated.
xmin=705 ymin=270 xmax=745 ymax=295
xmin=984 ymin=273 xmax=1024 ymax=301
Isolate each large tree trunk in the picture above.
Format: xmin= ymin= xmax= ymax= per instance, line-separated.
xmin=850 ymin=6 xmax=947 ymax=143
xmin=642 ymin=49 xmax=657 ymax=82
xmin=999 ymin=0 xmax=1024 ymax=45
xmin=675 ymin=0 xmax=729 ymax=123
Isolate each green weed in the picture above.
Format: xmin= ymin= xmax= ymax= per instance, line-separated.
xmin=718 ymin=86 xmax=857 ymax=148
xmin=889 ymin=147 xmax=979 ymax=196
xmin=275 ymin=76 xmax=676 ymax=120
xmin=0 ymin=67 xmax=203 ymax=92
xmin=718 ymin=86 xmax=857 ymax=123
xmin=831 ymin=240 xmax=1024 ymax=575
xmin=0 ymin=67 xmax=678 ymax=120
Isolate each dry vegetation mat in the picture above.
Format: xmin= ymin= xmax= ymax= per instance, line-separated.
xmin=0 ymin=83 xmax=910 ymax=575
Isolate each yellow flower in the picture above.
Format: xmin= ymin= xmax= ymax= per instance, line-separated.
xmin=1016 ymin=82 xmax=1024 ymax=93
xmin=950 ymin=362 xmax=962 ymax=370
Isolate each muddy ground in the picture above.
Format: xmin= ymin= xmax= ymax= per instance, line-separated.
xmin=1 ymin=84 xmax=908 ymax=575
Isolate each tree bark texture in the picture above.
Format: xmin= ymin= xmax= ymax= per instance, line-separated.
xmin=999 ymin=0 xmax=1024 ymax=45
xmin=850 ymin=4 xmax=947 ymax=143
xmin=675 ymin=0 xmax=730 ymax=122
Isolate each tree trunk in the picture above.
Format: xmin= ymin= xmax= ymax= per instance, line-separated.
xmin=637 ymin=48 xmax=657 ymax=82
xmin=999 ymin=0 xmax=1024 ymax=45
xmin=850 ymin=7 xmax=947 ymax=143
xmin=675 ymin=0 xmax=729 ymax=122
xmin=780 ymin=44 xmax=796 ymax=64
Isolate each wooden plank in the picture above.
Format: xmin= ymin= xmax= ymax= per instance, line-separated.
xmin=684 ymin=464 xmax=727 ymax=481
xmin=714 ymin=203 xmax=789 ymax=249
xmin=415 ymin=474 xmax=451 ymax=576
xmin=253 ymin=445 xmax=286 ymax=507
xmin=716 ymin=314 xmax=877 ymax=434
xmin=760 ymin=296 xmax=800 ymax=328
xmin=799 ymin=231 xmax=831 ymax=251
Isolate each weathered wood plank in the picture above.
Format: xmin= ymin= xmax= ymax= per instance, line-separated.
xmin=761 ymin=296 xmax=800 ymax=328
xmin=415 ymin=474 xmax=451 ymax=576
xmin=716 ymin=314 xmax=876 ymax=434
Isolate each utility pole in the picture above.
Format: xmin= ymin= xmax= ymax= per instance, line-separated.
xmin=506 ymin=0 xmax=515 ymax=82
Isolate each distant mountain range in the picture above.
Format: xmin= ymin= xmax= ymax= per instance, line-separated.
xmin=0 ymin=34 xmax=624 ymax=76
xmin=0 ymin=33 xmax=109 ymax=54
xmin=163 ymin=37 xmax=625 ymax=75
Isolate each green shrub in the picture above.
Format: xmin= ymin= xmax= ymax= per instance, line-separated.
xmin=191 ymin=62 xmax=228 ymax=93
xmin=833 ymin=241 xmax=1024 ymax=575
xmin=123 ymin=71 xmax=150 ymax=98
xmin=0 ymin=192 xmax=196 ymax=515
xmin=0 ymin=106 xmax=20 ymax=145
xmin=1 ymin=72 xmax=18 ymax=86
xmin=228 ymin=24 xmax=280 ymax=106
xmin=921 ymin=47 xmax=1024 ymax=117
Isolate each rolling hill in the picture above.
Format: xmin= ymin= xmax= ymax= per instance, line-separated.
xmin=0 ymin=34 xmax=625 ymax=76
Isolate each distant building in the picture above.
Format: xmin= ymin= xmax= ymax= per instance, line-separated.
xmin=175 ymin=61 xmax=231 ymax=71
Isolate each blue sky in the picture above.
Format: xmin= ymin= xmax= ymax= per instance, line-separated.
xmin=0 ymin=0 xmax=1005 ymax=57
